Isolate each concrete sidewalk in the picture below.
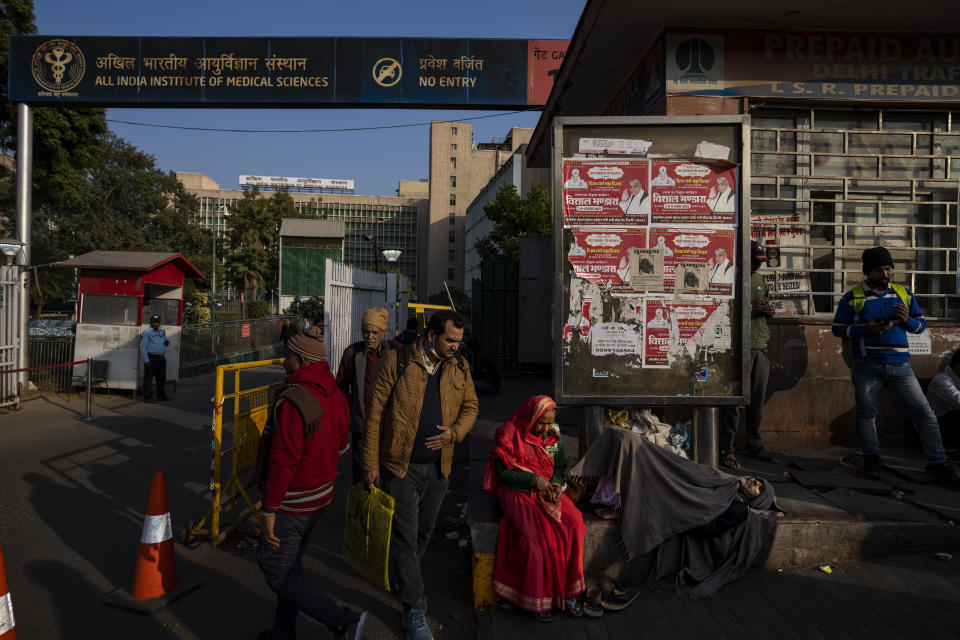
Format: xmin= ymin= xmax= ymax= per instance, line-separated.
xmin=476 ymin=551 xmax=960 ymax=640
xmin=467 ymin=377 xmax=960 ymax=635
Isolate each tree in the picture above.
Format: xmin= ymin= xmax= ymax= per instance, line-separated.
xmin=428 ymin=288 xmax=470 ymax=319
xmin=0 ymin=1 xmax=108 ymax=236
xmin=226 ymin=187 xmax=304 ymax=299
xmin=35 ymin=134 xmax=208 ymax=261
xmin=286 ymin=295 xmax=323 ymax=322
xmin=474 ymin=183 xmax=551 ymax=262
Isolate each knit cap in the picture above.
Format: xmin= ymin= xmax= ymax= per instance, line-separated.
xmin=287 ymin=325 xmax=327 ymax=363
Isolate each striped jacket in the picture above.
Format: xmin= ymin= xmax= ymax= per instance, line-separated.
xmin=832 ymin=281 xmax=925 ymax=364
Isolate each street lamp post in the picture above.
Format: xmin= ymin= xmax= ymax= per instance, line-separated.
xmin=382 ymin=249 xmax=402 ymax=334
xmin=0 ymin=239 xmax=24 ymax=266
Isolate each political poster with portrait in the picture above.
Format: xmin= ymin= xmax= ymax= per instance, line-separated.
xmin=650 ymin=159 xmax=738 ymax=225
xmin=562 ymin=159 xmax=651 ymax=225
xmin=566 ymin=226 xmax=648 ymax=292
xmin=673 ymin=298 xmax=724 ymax=357
xmin=642 ymin=297 xmax=672 ymax=368
xmin=649 ymin=226 xmax=737 ymax=297
xmin=642 ymin=296 xmax=724 ymax=369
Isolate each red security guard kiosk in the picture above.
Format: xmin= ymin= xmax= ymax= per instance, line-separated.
xmin=58 ymin=251 xmax=204 ymax=392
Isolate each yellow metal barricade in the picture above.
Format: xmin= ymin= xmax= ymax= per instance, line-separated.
xmin=186 ymin=358 xmax=282 ymax=546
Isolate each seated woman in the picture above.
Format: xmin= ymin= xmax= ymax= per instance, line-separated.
xmin=482 ymin=395 xmax=586 ymax=621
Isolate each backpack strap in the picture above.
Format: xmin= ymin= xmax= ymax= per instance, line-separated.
xmin=397 ymin=344 xmax=411 ymax=373
xmin=890 ymin=283 xmax=910 ymax=306
xmin=852 ymin=283 xmax=910 ymax=318
xmin=851 ymin=285 xmax=865 ymax=321
xmin=285 ymin=385 xmax=325 ymax=437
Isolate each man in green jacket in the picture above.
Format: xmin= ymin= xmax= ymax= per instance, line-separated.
xmin=720 ymin=241 xmax=777 ymax=469
xmin=362 ymin=310 xmax=478 ymax=640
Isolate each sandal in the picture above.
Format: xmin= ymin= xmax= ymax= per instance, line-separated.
xmin=583 ymin=589 xmax=603 ymax=618
xmin=564 ymin=597 xmax=584 ymax=618
xmin=601 ymin=587 xmax=640 ymax=612
xmin=720 ymin=451 xmax=742 ymax=470
xmin=535 ymin=611 xmax=554 ymax=623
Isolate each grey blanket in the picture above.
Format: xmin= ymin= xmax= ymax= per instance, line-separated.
xmin=567 ymin=427 xmax=777 ymax=598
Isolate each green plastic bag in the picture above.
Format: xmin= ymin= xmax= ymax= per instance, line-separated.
xmin=343 ymin=482 xmax=395 ymax=591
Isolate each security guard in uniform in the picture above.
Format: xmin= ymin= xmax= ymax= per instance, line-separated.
xmin=141 ymin=314 xmax=171 ymax=402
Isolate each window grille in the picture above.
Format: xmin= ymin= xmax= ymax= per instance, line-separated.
xmin=749 ymin=107 xmax=959 ymax=319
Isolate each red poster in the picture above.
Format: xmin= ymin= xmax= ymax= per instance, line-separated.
xmin=567 ymin=226 xmax=647 ymax=293
xmin=527 ymin=40 xmax=568 ymax=106
xmin=672 ymin=299 xmax=721 ymax=352
xmin=562 ymin=160 xmax=650 ymax=225
xmin=643 ymin=297 xmax=724 ymax=368
xmin=643 ymin=298 xmax=671 ymax=368
xmin=650 ymin=160 xmax=738 ymax=225
xmin=649 ymin=226 xmax=736 ymax=297
xmin=241 ymin=323 xmax=250 ymax=338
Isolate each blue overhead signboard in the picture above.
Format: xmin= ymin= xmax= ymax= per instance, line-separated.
xmin=8 ymin=36 xmax=567 ymax=108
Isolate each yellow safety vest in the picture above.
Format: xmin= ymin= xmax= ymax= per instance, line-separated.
xmin=850 ymin=283 xmax=909 ymax=316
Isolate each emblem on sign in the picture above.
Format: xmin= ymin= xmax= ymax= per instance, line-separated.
xmin=372 ymin=57 xmax=401 ymax=87
xmin=31 ymin=38 xmax=85 ymax=93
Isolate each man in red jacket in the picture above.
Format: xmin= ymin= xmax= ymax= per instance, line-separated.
xmin=257 ymin=326 xmax=367 ymax=640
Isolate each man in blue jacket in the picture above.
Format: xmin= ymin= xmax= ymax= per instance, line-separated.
xmin=832 ymin=246 xmax=960 ymax=489
xmin=141 ymin=314 xmax=171 ymax=402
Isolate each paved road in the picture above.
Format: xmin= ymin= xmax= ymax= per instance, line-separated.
xmin=0 ymin=368 xmax=474 ymax=639
xmin=3 ymin=372 xmax=960 ymax=640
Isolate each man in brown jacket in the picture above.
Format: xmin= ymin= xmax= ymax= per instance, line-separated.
xmin=362 ymin=310 xmax=478 ymax=640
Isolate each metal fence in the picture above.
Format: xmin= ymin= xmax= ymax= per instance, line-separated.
xmin=27 ymin=337 xmax=76 ymax=392
xmin=0 ymin=266 xmax=19 ymax=407
xmin=324 ymin=260 xmax=408 ymax=376
xmin=180 ymin=316 xmax=292 ymax=368
xmin=750 ymin=106 xmax=960 ymax=318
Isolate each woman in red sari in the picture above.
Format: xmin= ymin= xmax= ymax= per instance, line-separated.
xmin=482 ymin=395 xmax=586 ymax=621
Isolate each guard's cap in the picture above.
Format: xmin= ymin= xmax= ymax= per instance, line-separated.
xmin=150 ymin=314 xmax=161 ymax=323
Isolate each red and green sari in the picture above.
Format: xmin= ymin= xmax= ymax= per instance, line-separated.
xmin=482 ymin=395 xmax=586 ymax=613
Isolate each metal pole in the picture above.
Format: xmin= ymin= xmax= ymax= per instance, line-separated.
xmin=82 ymin=357 xmax=93 ymax=420
xmin=211 ymin=208 xmax=218 ymax=363
xmin=693 ymin=407 xmax=719 ymax=467
xmin=15 ymin=103 xmax=32 ymax=395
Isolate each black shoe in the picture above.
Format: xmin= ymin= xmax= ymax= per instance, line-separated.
xmin=336 ymin=612 xmax=367 ymax=640
xmin=157 ymin=396 xmax=172 ymax=401
xmin=863 ymin=454 xmax=882 ymax=474
xmin=925 ymin=463 xmax=960 ymax=491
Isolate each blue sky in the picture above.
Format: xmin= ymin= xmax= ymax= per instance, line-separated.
xmin=33 ymin=0 xmax=586 ymax=195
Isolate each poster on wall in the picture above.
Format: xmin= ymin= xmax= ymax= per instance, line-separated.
xmin=650 ymin=159 xmax=738 ymax=225
xmin=642 ymin=296 xmax=725 ymax=368
xmin=751 ymin=214 xmax=811 ymax=316
xmin=591 ymin=322 xmax=643 ymax=357
xmin=642 ymin=297 xmax=672 ymax=368
xmin=649 ymin=226 xmax=736 ymax=297
xmin=629 ymin=248 xmax=664 ymax=291
xmin=562 ymin=159 xmax=651 ymax=225
xmin=566 ymin=226 xmax=648 ymax=292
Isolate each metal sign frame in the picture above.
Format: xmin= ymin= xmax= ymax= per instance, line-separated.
xmin=551 ymin=115 xmax=752 ymax=407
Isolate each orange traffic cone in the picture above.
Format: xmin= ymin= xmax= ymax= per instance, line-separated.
xmin=131 ymin=471 xmax=179 ymax=600
xmin=0 ymin=544 xmax=16 ymax=639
